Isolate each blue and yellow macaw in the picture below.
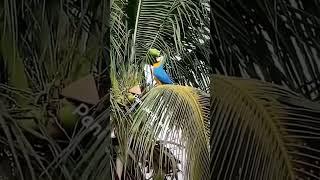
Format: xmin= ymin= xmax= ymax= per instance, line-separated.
xmin=152 ymin=58 xmax=173 ymax=85
xmin=149 ymin=48 xmax=174 ymax=85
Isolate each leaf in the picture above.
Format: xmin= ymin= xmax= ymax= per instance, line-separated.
xmin=211 ymin=75 xmax=320 ymax=179
xmin=129 ymin=85 xmax=210 ymax=179
xmin=212 ymin=0 xmax=320 ymax=100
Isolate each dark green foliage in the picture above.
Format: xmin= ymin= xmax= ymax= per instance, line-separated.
xmin=212 ymin=0 xmax=320 ymax=100
xmin=0 ymin=0 xmax=110 ymax=179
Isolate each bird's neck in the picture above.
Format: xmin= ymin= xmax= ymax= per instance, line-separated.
xmin=152 ymin=61 xmax=161 ymax=67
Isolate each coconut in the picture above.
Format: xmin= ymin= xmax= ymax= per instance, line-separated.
xmin=58 ymin=99 xmax=78 ymax=128
xmin=127 ymin=93 xmax=136 ymax=102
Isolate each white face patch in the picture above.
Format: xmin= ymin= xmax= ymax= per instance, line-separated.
xmin=156 ymin=56 xmax=163 ymax=62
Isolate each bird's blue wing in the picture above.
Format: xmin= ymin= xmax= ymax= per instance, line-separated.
xmin=153 ymin=67 xmax=173 ymax=84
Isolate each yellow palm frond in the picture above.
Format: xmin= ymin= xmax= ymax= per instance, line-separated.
xmin=212 ymin=75 xmax=320 ymax=180
xmin=129 ymin=85 xmax=210 ymax=179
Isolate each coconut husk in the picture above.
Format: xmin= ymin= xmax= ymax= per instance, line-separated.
xmin=61 ymin=75 xmax=100 ymax=105
xmin=128 ymin=85 xmax=142 ymax=95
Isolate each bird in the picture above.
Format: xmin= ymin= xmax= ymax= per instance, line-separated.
xmin=151 ymin=55 xmax=174 ymax=85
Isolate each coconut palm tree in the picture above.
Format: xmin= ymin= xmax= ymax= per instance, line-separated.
xmin=110 ymin=0 xmax=211 ymax=179
xmin=211 ymin=1 xmax=320 ymax=179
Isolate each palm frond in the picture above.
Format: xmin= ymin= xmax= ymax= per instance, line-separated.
xmin=212 ymin=0 xmax=320 ymax=100
xmin=132 ymin=0 xmax=209 ymax=58
xmin=211 ymin=75 xmax=320 ymax=179
xmin=0 ymin=0 xmax=110 ymax=179
xmin=129 ymin=85 xmax=210 ymax=179
xmin=109 ymin=0 xmax=212 ymax=91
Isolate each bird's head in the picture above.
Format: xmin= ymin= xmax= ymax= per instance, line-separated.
xmin=148 ymin=48 xmax=161 ymax=65
xmin=148 ymin=48 xmax=161 ymax=57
